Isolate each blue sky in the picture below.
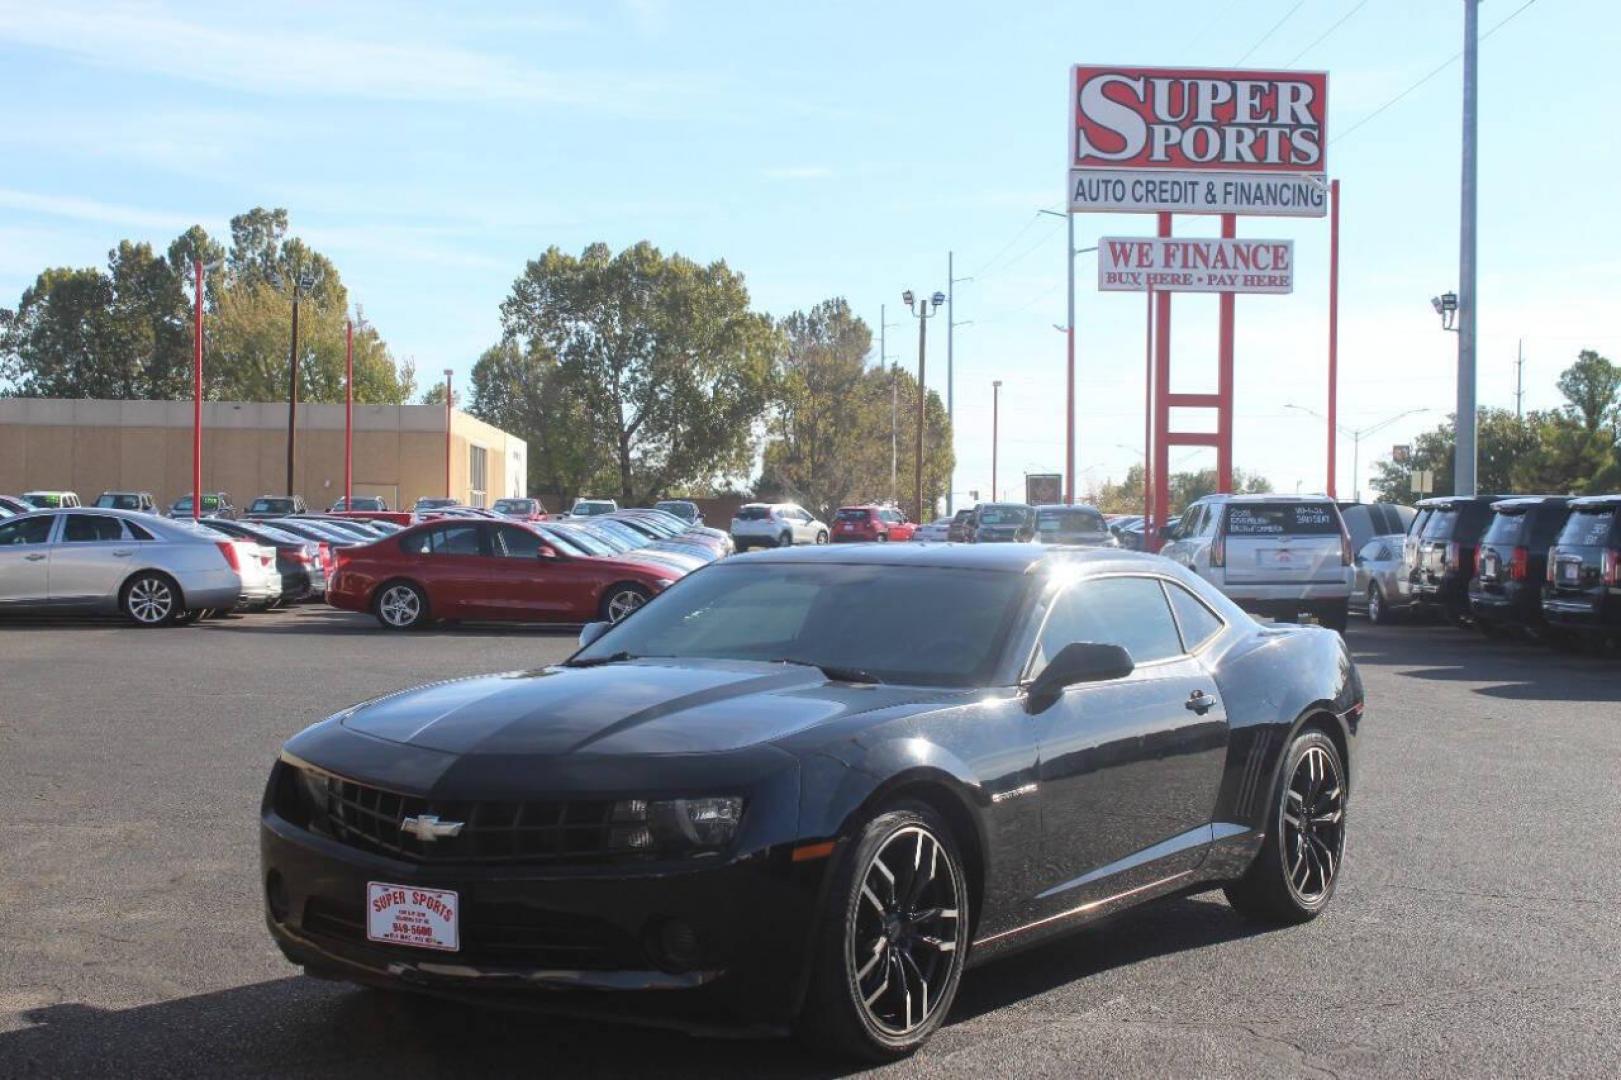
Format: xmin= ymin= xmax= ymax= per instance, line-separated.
xmin=2 ymin=0 xmax=1616 ymax=504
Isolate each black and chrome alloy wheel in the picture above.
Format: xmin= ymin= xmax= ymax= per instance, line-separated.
xmin=849 ymin=825 xmax=962 ymax=1038
xmin=1281 ymin=743 xmax=1344 ymax=906
xmin=801 ymin=803 xmax=970 ymax=1060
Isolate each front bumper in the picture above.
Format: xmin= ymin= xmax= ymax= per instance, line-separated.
xmin=261 ymin=809 xmax=825 ymax=1028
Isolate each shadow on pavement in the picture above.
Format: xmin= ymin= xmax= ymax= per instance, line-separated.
xmin=1346 ymin=623 xmax=1621 ymax=702
xmin=0 ymin=896 xmax=1266 ymax=1079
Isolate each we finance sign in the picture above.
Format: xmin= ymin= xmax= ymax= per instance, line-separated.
xmin=1097 ymin=237 xmax=1295 ymax=294
xmin=1069 ymin=66 xmax=1328 ymax=217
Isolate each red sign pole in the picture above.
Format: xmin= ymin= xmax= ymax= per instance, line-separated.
xmin=191 ymin=259 xmax=203 ymax=521
xmin=444 ymin=370 xmax=453 ymax=499
xmin=1217 ymin=214 xmax=1237 ymax=493
xmin=344 ymin=319 xmax=354 ymax=511
xmin=1150 ymin=213 xmax=1173 ymax=552
xmin=1327 ymin=179 xmax=1341 ymax=498
xmin=1143 ymin=285 xmax=1154 ymax=535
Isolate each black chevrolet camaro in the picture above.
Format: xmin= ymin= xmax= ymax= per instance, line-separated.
xmin=261 ymin=544 xmax=1362 ymax=1060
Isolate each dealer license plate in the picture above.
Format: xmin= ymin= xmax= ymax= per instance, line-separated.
xmin=1258 ymin=548 xmax=1297 ymax=569
xmin=1559 ymin=560 xmax=1581 ymax=584
xmin=366 ymin=881 xmax=459 ymax=951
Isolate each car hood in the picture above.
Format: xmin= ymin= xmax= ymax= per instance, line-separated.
xmin=335 ymin=659 xmax=943 ymax=757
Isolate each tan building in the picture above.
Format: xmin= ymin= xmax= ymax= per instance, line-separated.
xmin=0 ymin=398 xmax=527 ymax=512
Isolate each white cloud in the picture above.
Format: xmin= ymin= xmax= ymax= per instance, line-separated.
xmin=0 ymin=187 xmax=192 ymax=231
xmin=0 ymin=1 xmax=663 ymax=108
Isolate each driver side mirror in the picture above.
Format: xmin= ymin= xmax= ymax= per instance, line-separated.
xmin=1025 ymin=642 xmax=1135 ymax=713
xmin=578 ymin=621 xmax=611 ymax=649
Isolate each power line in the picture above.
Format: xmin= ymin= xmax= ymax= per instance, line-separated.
xmin=1332 ymin=0 xmax=1543 ymax=146
xmin=1286 ymin=0 xmax=1371 ymax=65
xmin=1235 ymin=1 xmax=1306 ymax=65
xmin=965 ymin=211 xmax=1046 ymax=280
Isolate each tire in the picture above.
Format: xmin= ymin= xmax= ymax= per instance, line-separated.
xmin=1318 ymin=599 xmax=1349 ymax=634
xmin=816 ymin=530 xmax=829 ymax=545
xmin=121 ymin=572 xmax=181 ymax=627
xmin=1366 ymin=585 xmax=1392 ymax=626
xmin=1224 ymin=729 xmax=1346 ymax=924
xmin=173 ymin=608 xmax=204 ymax=626
xmin=373 ymin=580 xmax=429 ymax=630
xmin=877 ymin=533 xmax=889 ymax=543
xmin=797 ymin=801 xmax=970 ymax=1062
xmin=600 ymin=583 xmax=651 ymax=623
xmin=777 ymin=531 xmax=794 ymax=548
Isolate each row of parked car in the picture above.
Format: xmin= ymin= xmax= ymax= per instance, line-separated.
xmin=726 ymin=501 xmax=1120 ymax=549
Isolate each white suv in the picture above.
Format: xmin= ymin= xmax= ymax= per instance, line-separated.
xmin=1157 ymin=494 xmax=1353 ymax=631
xmin=730 ymin=503 xmax=829 ymax=550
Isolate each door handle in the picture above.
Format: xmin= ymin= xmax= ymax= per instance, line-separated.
xmin=112 ymin=549 xmax=134 ymax=557
xmin=1185 ymin=689 xmax=1216 ymax=715
xmin=24 ymin=553 xmax=47 ymax=562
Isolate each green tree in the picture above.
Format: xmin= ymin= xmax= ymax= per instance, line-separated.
xmin=468 ymin=340 xmax=608 ymax=507
xmin=1370 ymin=408 xmax=1539 ymax=500
xmin=498 ymin=241 xmax=780 ymax=505
xmin=1557 ymin=350 xmax=1620 ymax=434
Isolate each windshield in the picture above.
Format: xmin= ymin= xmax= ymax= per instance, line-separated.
xmin=835 ymin=508 xmax=873 ymax=522
xmin=1558 ymin=509 xmax=1616 ymax=547
xmin=250 ymin=498 xmax=293 ymax=514
xmin=575 ymin=562 xmax=1029 ymax=687
xmin=172 ymin=495 xmax=220 ymax=511
xmin=23 ymin=494 xmax=62 ymax=508
xmin=1482 ymin=511 xmax=1527 ymax=546
xmin=573 ymin=501 xmax=614 ymax=515
xmin=544 ymin=525 xmax=616 ymax=557
xmin=735 ymin=506 xmax=771 ymax=521
xmin=977 ymin=505 xmax=1029 ymax=526
xmin=96 ymin=494 xmax=142 ymax=509
xmin=494 ymin=499 xmax=536 ymax=514
xmin=1036 ymin=509 xmax=1104 ymax=533
xmin=656 ymin=501 xmax=697 ymax=520
xmin=415 ymin=498 xmax=457 ymax=510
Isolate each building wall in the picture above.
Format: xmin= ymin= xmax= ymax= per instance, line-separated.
xmin=0 ymin=398 xmax=527 ymax=511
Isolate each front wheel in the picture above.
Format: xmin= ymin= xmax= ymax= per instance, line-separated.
xmin=777 ymin=531 xmax=794 ymax=548
xmin=600 ymin=583 xmax=651 ymax=623
xmin=815 ymin=530 xmax=829 ymax=545
xmin=1224 ymin=729 xmax=1346 ymax=924
xmin=1366 ymin=584 xmax=1391 ymax=626
xmin=798 ymin=802 xmax=970 ymax=1061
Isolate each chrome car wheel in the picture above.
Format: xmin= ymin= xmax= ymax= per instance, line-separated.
xmin=376 ymin=583 xmax=424 ymax=629
xmin=1366 ymin=585 xmax=1383 ymax=624
xmin=124 ymin=574 xmax=176 ymax=626
xmin=604 ymin=586 xmax=647 ymax=623
xmin=1283 ymin=745 xmax=1345 ymax=905
xmin=849 ymin=825 xmax=963 ymax=1039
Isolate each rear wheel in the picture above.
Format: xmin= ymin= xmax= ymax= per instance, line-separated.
xmin=121 ymin=572 xmax=180 ymax=627
xmin=374 ymin=581 xmax=429 ymax=630
xmin=816 ymin=530 xmax=829 ymax=545
xmin=1366 ymin=585 xmax=1392 ymax=626
xmin=1225 ymin=729 xmax=1346 ymax=924
xmin=798 ymin=802 xmax=970 ymax=1061
xmin=600 ymin=583 xmax=651 ymax=623
xmin=777 ymin=531 xmax=794 ymax=548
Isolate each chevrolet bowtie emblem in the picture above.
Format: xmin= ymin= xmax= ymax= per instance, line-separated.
xmin=401 ymin=814 xmax=464 ymax=841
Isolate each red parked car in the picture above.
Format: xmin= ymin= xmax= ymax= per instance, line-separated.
xmin=326 ymin=518 xmax=678 ymax=630
xmin=831 ymin=504 xmax=918 ymax=543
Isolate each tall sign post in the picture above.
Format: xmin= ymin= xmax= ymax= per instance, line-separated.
xmin=1069 ymin=65 xmax=1329 ymax=548
xmin=192 ymin=260 xmax=204 ymax=521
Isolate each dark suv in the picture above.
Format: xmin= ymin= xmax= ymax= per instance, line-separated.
xmin=1408 ymin=495 xmax=1502 ymax=622
xmin=1541 ymin=495 xmax=1621 ymax=646
xmin=1467 ymin=497 xmax=1571 ymax=638
xmin=970 ymin=503 xmax=1034 ymax=543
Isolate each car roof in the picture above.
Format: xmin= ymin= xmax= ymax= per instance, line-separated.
xmin=733 ymin=540 xmax=1163 ymax=574
xmin=1197 ymin=493 xmax=1334 ymax=504
xmin=1568 ymin=495 xmax=1621 ymax=508
xmin=1416 ymin=495 xmax=1506 ymax=508
xmin=1489 ymin=495 xmax=1570 ymax=510
xmin=1032 ymin=503 xmax=1103 ymax=512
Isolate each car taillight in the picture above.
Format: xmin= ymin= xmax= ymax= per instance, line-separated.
xmin=1340 ymin=528 xmax=1353 ymax=567
xmin=1547 ymin=550 xmax=1559 ymax=583
xmin=1604 ymin=549 xmax=1621 ymax=587
xmin=1509 ymin=546 xmax=1529 ymax=581
xmin=1210 ymin=533 xmax=1225 ymax=568
xmin=319 ymin=542 xmax=333 ymax=565
xmin=290 ymin=545 xmax=315 ymax=565
xmin=216 ymin=540 xmax=240 ymax=571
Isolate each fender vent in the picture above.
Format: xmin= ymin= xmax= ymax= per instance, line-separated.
xmin=1236 ymin=730 xmax=1274 ymax=820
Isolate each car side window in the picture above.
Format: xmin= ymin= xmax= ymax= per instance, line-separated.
xmin=493 ymin=525 xmax=542 ymax=558
xmin=62 ymin=514 xmax=124 ymax=543
xmin=126 ymin=521 xmax=155 ymax=541
xmin=431 ymin=525 xmax=485 ymax=555
xmin=0 ymin=517 xmax=53 ymax=545
xmin=1029 ymin=576 xmax=1184 ymax=677
xmin=1165 ymin=582 xmax=1225 ymax=653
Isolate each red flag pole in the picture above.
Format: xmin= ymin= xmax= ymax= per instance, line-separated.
xmin=344 ymin=319 xmax=354 ymax=510
xmin=192 ymin=260 xmax=203 ymax=521
xmin=1143 ymin=285 xmax=1154 ymax=537
xmin=1327 ymin=179 xmax=1341 ymax=498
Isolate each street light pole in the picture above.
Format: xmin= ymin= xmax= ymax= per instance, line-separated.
xmin=992 ymin=380 xmax=1002 ymax=503
xmin=1040 ymin=208 xmax=1078 ymax=504
xmin=946 ymin=253 xmax=972 ymax=516
xmin=1286 ymin=403 xmax=1431 ymax=501
xmin=285 ymin=277 xmax=302 ymax=497
xmin=1456 ymin=0 xmax=1480 ymax=496
xmin=880 ymin=304 xmax=899 ymax=505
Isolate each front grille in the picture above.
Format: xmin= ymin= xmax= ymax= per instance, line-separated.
xmin=300 ymin=770 xmax=618 ymax=865
xmin=302 ymin=897 xmax=640 ymax=969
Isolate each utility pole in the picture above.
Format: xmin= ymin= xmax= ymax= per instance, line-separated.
xmin=285 ymin=275 xmax=305 ymax=496
xmin=902 ymin=290 xmax=944 ymax=523
xmin=1456 ymin=0 xmax=1480 ymax=496
xmin=991 ymin=380 xmax=1002 ymax=506
xmin=881 ymin=304 xmax=899 ymax=504
xmin=1515 ymin=338 xmax=1524 ymax=418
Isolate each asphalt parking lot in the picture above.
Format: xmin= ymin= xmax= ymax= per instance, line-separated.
xmin=2 ymin=608 xmax=1618 ymax=1079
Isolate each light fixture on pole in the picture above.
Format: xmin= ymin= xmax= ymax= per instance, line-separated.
xmin=1285 ymin=403 xmax=1433 ymax=502
xmin=902 ymin=290 xmax=945 ymax=524
xmin=1430 ymin=291 xmax=1459 ymax=332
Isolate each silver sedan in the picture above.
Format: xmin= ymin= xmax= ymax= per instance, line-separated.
xmin=0 ymin=509 xmax=246 ymax=626
xmin=1351 ymin=533 xmax=1407 ymax=625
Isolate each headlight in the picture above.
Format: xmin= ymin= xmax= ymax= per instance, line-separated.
xmin=608 ymin=797 xmax=743 ymax=853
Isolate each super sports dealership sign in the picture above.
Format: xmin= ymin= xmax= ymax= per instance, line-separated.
xmin=1069 ymin=65 xmax=1328 ymax=217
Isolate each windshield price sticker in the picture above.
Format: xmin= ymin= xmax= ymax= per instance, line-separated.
xmin=366 ymin=882 xmax=459 ymax=952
